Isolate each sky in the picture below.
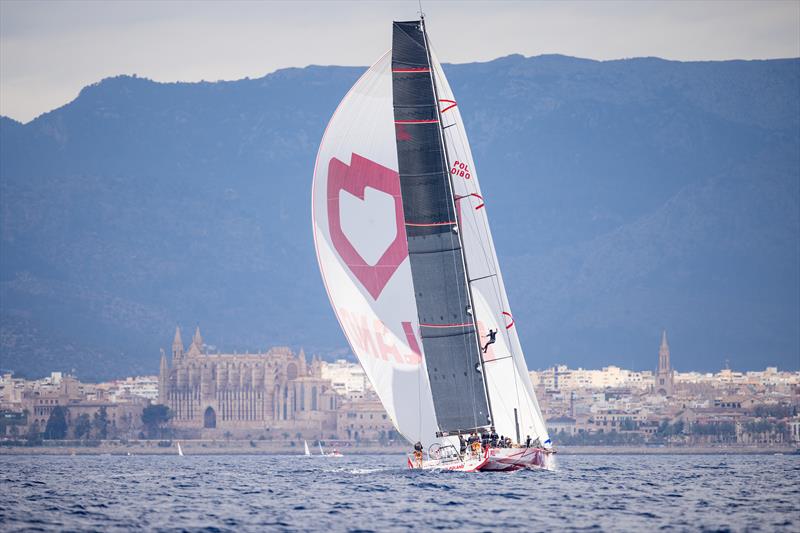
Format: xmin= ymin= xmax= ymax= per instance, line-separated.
xmin=1 ymin=0 xmax=799 ymax=123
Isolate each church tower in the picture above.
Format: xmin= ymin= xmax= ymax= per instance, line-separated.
xmin=298 ymin=348 xmax=307 ymax=376
xmin=172 ymin=326 xmax=184 ymax=362
xmin=187 ymin=326 xmax=204 ymax=357
xmin=310 ymin=354 xmax=323 ymax=378
xmin=158 ymin=348 xmax=169 ymax=405
xmin=655 ymin=329 xmax=674 ymax=396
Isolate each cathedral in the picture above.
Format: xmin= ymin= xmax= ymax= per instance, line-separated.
xmin=158 ymin=327 xmax=339 ymax=438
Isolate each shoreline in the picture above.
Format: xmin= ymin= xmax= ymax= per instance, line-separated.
xmin=1 ymin=443 xmax=796 ymax=456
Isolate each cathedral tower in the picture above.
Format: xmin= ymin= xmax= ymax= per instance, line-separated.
xmin=172 ymin=326 xmax=184 ymax=361
xmin=655 ymin=329 xmax=674 ymax=396
xmin=187 ymin=326 xmax=204 ymax=357
xmin=159 ymin=349 xmax=169 ymax=405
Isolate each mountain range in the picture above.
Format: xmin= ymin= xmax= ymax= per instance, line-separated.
xmin=1 ymin=53 xmax=798 ymax=380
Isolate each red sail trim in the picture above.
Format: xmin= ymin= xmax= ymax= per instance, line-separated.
xmin=419 ymin=322 xmax=474 ymax=328
xmin=439 ymin=99 xmax=457 ymax=113
xmin=455 ymin=193 xmax=485 ymax=209
xmin=394 ymin=119 xmax=440 ymax=124
xmin=502 ymin=311 xmax=515 ymax=330
xmin=404 ymin=220 xmax=456 ymax=227
xmin=393 ymin=67 xmax=431 ymax=73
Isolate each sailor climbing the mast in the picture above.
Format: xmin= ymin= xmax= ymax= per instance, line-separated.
xmin=482 ymin=329 xmax=497 ymax=353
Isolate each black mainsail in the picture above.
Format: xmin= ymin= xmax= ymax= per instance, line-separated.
xmin=391 ymin=20 xmax=491 ymax=434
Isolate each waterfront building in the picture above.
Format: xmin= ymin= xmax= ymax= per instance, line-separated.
xmin=789 ymin=417 xmax=800 ymax=444
xmin=335 ymin=393 xmax=396 ymax=442
xmin=546 ymin=416 xmax=578 ymax=436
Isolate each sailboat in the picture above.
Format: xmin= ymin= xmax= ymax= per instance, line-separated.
xmin=304 ymin=440 xmax=311 ymax=456
xmin=176 ymin=441 xmax=184 ymax=457
xmin=318 ymin=441 xmax=343 ymax=457
xmin=312 ymin=16 xmax=553 ymax=472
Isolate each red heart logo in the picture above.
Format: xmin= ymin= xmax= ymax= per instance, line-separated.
xmin=327 ymin=153 xmax=409 ymax=300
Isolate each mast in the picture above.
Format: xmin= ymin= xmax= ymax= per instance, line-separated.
xmin=419 ymin=16 xmax=495 ymax=432
xmin=391 ymin=19 xmax=492 ymax=436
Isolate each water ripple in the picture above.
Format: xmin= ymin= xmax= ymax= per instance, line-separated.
xmin=0 ymin=454 xmax=798 ymax=531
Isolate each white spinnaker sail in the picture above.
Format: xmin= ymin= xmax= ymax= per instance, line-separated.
xmin=312 ymin=52 xmax=439 ymax=446
xmin=430 ymin=54 xmax=550 ymax=444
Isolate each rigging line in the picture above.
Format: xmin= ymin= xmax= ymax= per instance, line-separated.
xmin=469 ymin=273 xmax=497 ymax=283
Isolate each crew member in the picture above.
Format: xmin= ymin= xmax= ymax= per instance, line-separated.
xmin=413 ymin=441 xmax=424 ymax=467
xmin=482 ymin=329 xmax=497 ymax=353
xmin=525 ymin=435 xmax=532 ymax=448
xmin=470 ymin=433 xmax=481 ymax=456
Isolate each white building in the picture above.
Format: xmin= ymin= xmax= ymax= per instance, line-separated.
xmin=97 ymin=375 xmax=160 ymax=402
xmin=530 ymin=365 xmax=653 ymax=391
xmin=320 ymin=360 xmax=371 ymax=399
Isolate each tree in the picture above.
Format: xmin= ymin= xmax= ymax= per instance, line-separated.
xmin=44 ymin=407 xmax=68 ymax=440
xmin=26 ymin=420 xmax=42 ymax=446
xmin=93 ymin=406 xmax=109 ymax=439
xmin=74 ymin=414 xmax=92 ymax=440
xmin=141 ymin=404 xmax=171 ymax=438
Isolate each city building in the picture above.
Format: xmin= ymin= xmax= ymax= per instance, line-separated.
xmin=320 ymin=359 xmax=371 ymax=400
xmin=159 ymin=327 xmax=339 ymax=438
xmin=335 ymin=393 xmax=396 ymax=442
xmin=97 ymin=375 xmax=160 ymax=402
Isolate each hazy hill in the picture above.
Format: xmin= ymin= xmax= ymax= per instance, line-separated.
xmin=1 ymin=54 xmax=798 ymax=380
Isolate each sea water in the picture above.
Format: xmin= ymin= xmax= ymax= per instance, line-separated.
xmin=2 ymin=453 xmax=798 ymax=531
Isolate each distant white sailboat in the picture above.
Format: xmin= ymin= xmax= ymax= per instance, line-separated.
xmin=304 ymin=440 xmax=311 ymax=456
xmin=176 ymin=442 xmax=184 ymax=457
xmin=318 ymin=441 xmax=343 ymax=457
